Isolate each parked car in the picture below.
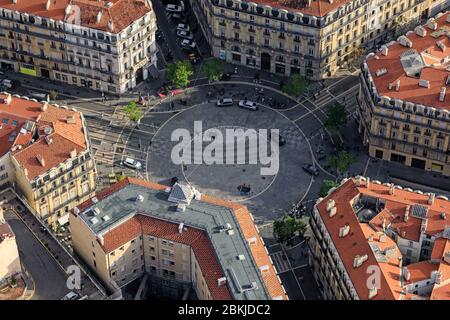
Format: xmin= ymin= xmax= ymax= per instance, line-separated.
xmin=62 ymin=291 xmax=79 ymax=300
xmin=124 ymin=158 xmax=142 ymax=170
xmin=238 ymin=100 xmax=258 ymax=111
xmin=2 ymin=79 xmax=13 ymax=89
xmin=177 ymin=23 xmax=190 ymax=32
xmin=302 ymin=164 xmax=319 ymax=176
xmin=180 ymin=39 xmax=196 ymax=51
xmin=176 ymin=30 xmax=193 ymax=40
xmin=165 ymin=4 xmax=183 ymax=13
xmin=216 ymin=97 xmax=234 ymax=107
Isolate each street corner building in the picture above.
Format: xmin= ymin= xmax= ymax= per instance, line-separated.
xmin=0 ymin=213 xmax=22 ymax=285
xmin=309 ymin=176 xmax=450 ymax=300
xmin=188 ymin=0 xmax=448 ymax=80
xmin=0 ymin=92 xmax=96 ymax=229
xmin=69 ymin=178 xmax=289 ymax=300
xmin=0 ymin=0 xmax=158 ymax=94
xmin=358 ymin=11 xmax=450 ymax=176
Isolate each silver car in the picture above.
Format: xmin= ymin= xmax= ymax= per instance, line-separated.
xmin=124 ymin=157 xmax=142 ymax=170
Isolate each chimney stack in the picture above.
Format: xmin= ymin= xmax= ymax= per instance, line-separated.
xmin=338 ymin=225 xmax=350 ymax=238
xmin=389 ymin=184 xmax=395 ymax=195
xmin=178 ymin=222 xmax=184 ymax=234
xmin=428 ymin=193 xmax=435 ymax=205
xmin=366 ymin=177 xmax=370 ymax=188
xmin=404 ymin=205 xmax=410 ymax=222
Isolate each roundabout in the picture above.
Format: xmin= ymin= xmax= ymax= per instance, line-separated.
xmin=146 ymin=100 xmax=315 ymax=221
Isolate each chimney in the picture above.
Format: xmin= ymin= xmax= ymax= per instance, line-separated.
xmin=427 ymin=19 xmax=437 ymax=30
xmin=368 ymin=287 xmax=378 ymax=299
xmin=36 ymin=155 xmax=45 ymax=167
xmin=70 ymin=149 xmax=77 ymax=158
xmin=414 ymin=26 xmax=427 ymax=37
xmin=428 ymin=193 xmax=435 ymax=205
xmin=96 ymin=11 xmax=102 ymax=24
xmin=444 ymin=251 xmax=450 ymax=264
xmin=178 ymin=222 xmax=184 ymax=234
xmin=45 ymin=0 xmax=51 ymax=10
xmin=439 ymin=87 xmax=446 ymax=102
xmin=366 ymin=177 xmax=370 ymax=188
xmin=65 ymin=4 xmax=72 ymax=15
xmin=404 ymin=205 xmax=410 ymax=222
xmin=329 ymin=207 xmax=337 ymax=218
xmin=41 ymin=102 xmax=48 ymax=111
xmin=4 ymin=94 xmax=12 ymax=105
xmin=398 ymin=256 xmax=403 ymax=268
xmin=108 ymin=20 xmax=114 ymax=32
xmin=353 ymin=254 xmax=368 ymax=268
xmin=382 ymin=218 xmax=386 ymax=231
xmin=389 ymin=184 xmax=395 ymax=195
xmin=380 ymin=45 xmax=388 ymax=56
xmin=217 ymin=277 xmax=227 ymax=287
xmin=338 ymin=225 xmax=350 ymax=238
xmin=403 ymin=267 xmax=410 ymax=281
xmin=418 ymin=79 xmax=430 ymax=88
xmin=437 ymin=40 xmax=446 ymax=52
xmin=395 ymin=80 xmax=400 ymax=91
xmin=376 ymin=68 xmax=388 ymax=77
xmin=326 ymin=199 xmax=335 ymax=211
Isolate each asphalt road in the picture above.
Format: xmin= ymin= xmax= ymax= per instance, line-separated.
xmin=4 ymin=211 xmax=70 ymax=300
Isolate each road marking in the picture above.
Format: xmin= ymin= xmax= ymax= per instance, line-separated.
xmin=363 ymin=157 xmax=371 ymax=176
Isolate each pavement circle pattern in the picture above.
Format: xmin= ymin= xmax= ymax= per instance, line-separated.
xmin=146 ymin=102 xmax=314 ymax=221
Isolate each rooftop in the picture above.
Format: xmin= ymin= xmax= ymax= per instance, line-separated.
xmin=0 ymin=221 xmax=15 ymax=244
xmin=0 ymin=92 xmax=88 ymax=180
xmin=243 ymin=0 xmax=352 ymax=18
xmin=315 ymin=177 xmax=450 ymax=300
xmin=74 ymin=178 xmax=287 ymax=300
xmin=365 ymin=12 xmax=450 ymax=110
xmin=0 ymin=0 xmax=151 ymax=33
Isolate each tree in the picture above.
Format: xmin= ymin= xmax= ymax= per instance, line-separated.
xmin=123 ymin=101 xmax=142 ymax=123
xmin=167 ymin=60 xmax=193 ymax=88
xmin=282 ymin=74 xmax=307 ymax=97
xmin=328 ymin=151 xmax=355 ymax=176
xmin=324 ymin=104 xmax=347 ymax=133
xmin=319 ymin=179 xmax=339 ymax=197
xmin=117 ymin=174 xmax=126 ymax=182
xmin=202 ymin=58 xmax=224 ymax=82
xmin=274 ymin=216 xmax=307 ymax=244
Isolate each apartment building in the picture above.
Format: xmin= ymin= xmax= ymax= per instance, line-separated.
xmin=70 ymin=177 xmax=288 ymax=300
xmin=309 ymin=176 xmax=450 ymax=300
xmin=0 ymin=92 xmax=96 ymax=229
xmin=358 ymin=12 xmax=450 ymax=176
xmin=0 ymin=215 xmax=21 ymax=284
xmin=189 ymin=0 xmax=447 ymax=80
xmin=0 ymin=0 xmax=158 ymax=94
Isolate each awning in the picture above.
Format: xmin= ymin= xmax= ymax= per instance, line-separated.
xmin=148 ymin=64 xmax=159 ymax=79
xmin=57 ymin=214 xmax=70 ymax=226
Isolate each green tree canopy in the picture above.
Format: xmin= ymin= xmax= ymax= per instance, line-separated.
xmin=327 ymin=151 xmax=355 ymax=175
xmin=167 ymin=60 xmax=193 ymax=88
xmin=319 ymin=179 xmax=339 ymax=197
xmin=282 ymin=74 xmax=307 ymax=97
xmin=201 ymin=58 xmax=224 ymax=82
xmin=274 ymin=216 xmax=307 ymax=244
xmin=324 ymin=104 xmax=347 ymax=132
xmin=123 ymin=101 xmax=142 ymax=123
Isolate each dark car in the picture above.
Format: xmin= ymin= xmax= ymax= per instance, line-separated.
xmin=220 ymin=73 xmax=231 ymax=81
xmin=302 ymin=164 xmax=319 ymax=176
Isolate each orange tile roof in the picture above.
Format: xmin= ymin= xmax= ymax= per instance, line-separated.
xmin=249 ymin=0 xmax=352 ymax=17
xmin=316 ymin=177 xmax=450 ymax=300
xmin=365 ymin=12 xmax=450 ymax=110
xmin=76 ymin=177 xmax=288 ymax=300
xmin=0 ymin=0 xmax=151 ymax=33
xmin=0 ymin=93 xmax=88 ymax=180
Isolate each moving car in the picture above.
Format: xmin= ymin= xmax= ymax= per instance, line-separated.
xmin=62 ymin=291 xmax=79 ymax=300
xmin=216 ymin=97 xmax=234 ymax=107
xmin=302 ymin=163 xmax=319 ymax=176
xmin=176 ymin=30 xmax=193 ymax=40
xmin=180 ymin=39 xmax=196 ymax=51
xmin=238 ymin=100 xmax=258 ymax=111
xmin=165 ymin=4 xmax=183 ymax=13
xmin=177 ymin=23 xmax=190 ymax=32
xmin=124 ymin=157 xmax=142 ymax=170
